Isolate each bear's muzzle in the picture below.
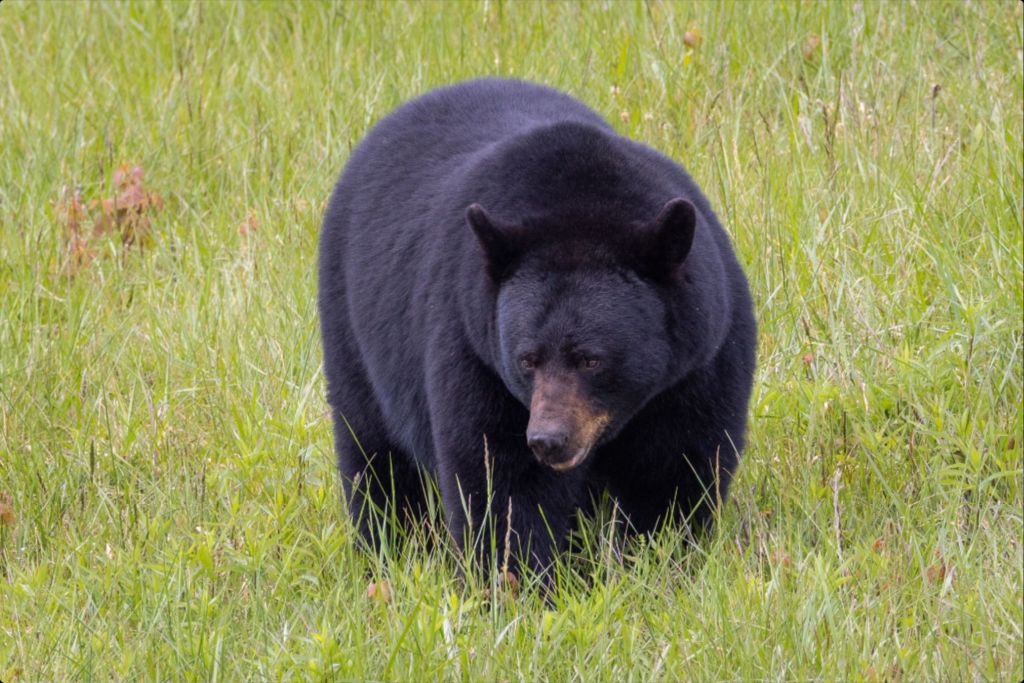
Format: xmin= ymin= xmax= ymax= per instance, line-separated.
xmin=527 ymin=371 xmax=609 ymax=470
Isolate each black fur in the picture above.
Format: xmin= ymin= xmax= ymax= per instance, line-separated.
xmin=318 ymin=78 xmax=756 ymax=576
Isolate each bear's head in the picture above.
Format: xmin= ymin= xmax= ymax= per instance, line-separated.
xmin=466 ymin=199 xmax=698 ymax=471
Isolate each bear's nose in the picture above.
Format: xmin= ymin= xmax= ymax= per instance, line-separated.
xmin=527 ymin=431 xmax=568 ymax=463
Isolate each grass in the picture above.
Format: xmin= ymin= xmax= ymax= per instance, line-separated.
xmin=0 ymin=0 xmax=1021 ymax=680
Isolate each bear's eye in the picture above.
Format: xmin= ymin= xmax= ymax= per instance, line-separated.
xmin=579 ymin=356 xmax=601 ymax=370
xmin=519 ymin=355 xmax=537 ymax=371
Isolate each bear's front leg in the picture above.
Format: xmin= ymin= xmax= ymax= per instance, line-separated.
xmin=595 ymin=378 xmax=745 ymax=537
xmin=434 ymin=429 xmax=588 ymax=580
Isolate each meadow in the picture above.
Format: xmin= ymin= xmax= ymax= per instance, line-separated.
xmin=0 ymin=1 xmax=1021 ymax=680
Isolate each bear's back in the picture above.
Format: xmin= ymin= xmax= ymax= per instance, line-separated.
xmin=323 ymin=79 xmax=614 ymax=281
xmin=358 ymin=78 xmax=610 ymax=171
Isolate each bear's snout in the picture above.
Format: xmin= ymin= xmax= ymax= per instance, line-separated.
xmin=527 ymin=371 xmax=609 ymax=471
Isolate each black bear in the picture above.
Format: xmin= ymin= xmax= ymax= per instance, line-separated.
xmin=318 ymin=78 xmax=756 ymax=577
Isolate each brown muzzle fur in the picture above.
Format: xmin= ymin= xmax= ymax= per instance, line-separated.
xmin=526 ymin=371 xmax=609 ymax=470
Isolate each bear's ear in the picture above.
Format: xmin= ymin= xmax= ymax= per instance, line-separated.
xmin=466 ymin=203 xmax=520 ymax=279
xmin=643 ymin=198 xmax=697 ymax=280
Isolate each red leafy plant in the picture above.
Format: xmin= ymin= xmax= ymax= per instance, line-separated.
xmin=56 ymin=163 xmax=164 ymax=273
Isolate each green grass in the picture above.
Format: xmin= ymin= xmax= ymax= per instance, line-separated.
xmin=1 ymin=1 xmax=1021 ymax=680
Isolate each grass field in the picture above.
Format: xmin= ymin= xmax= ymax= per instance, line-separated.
xmin=1 ymin=1 xmax=1021 ymax=680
